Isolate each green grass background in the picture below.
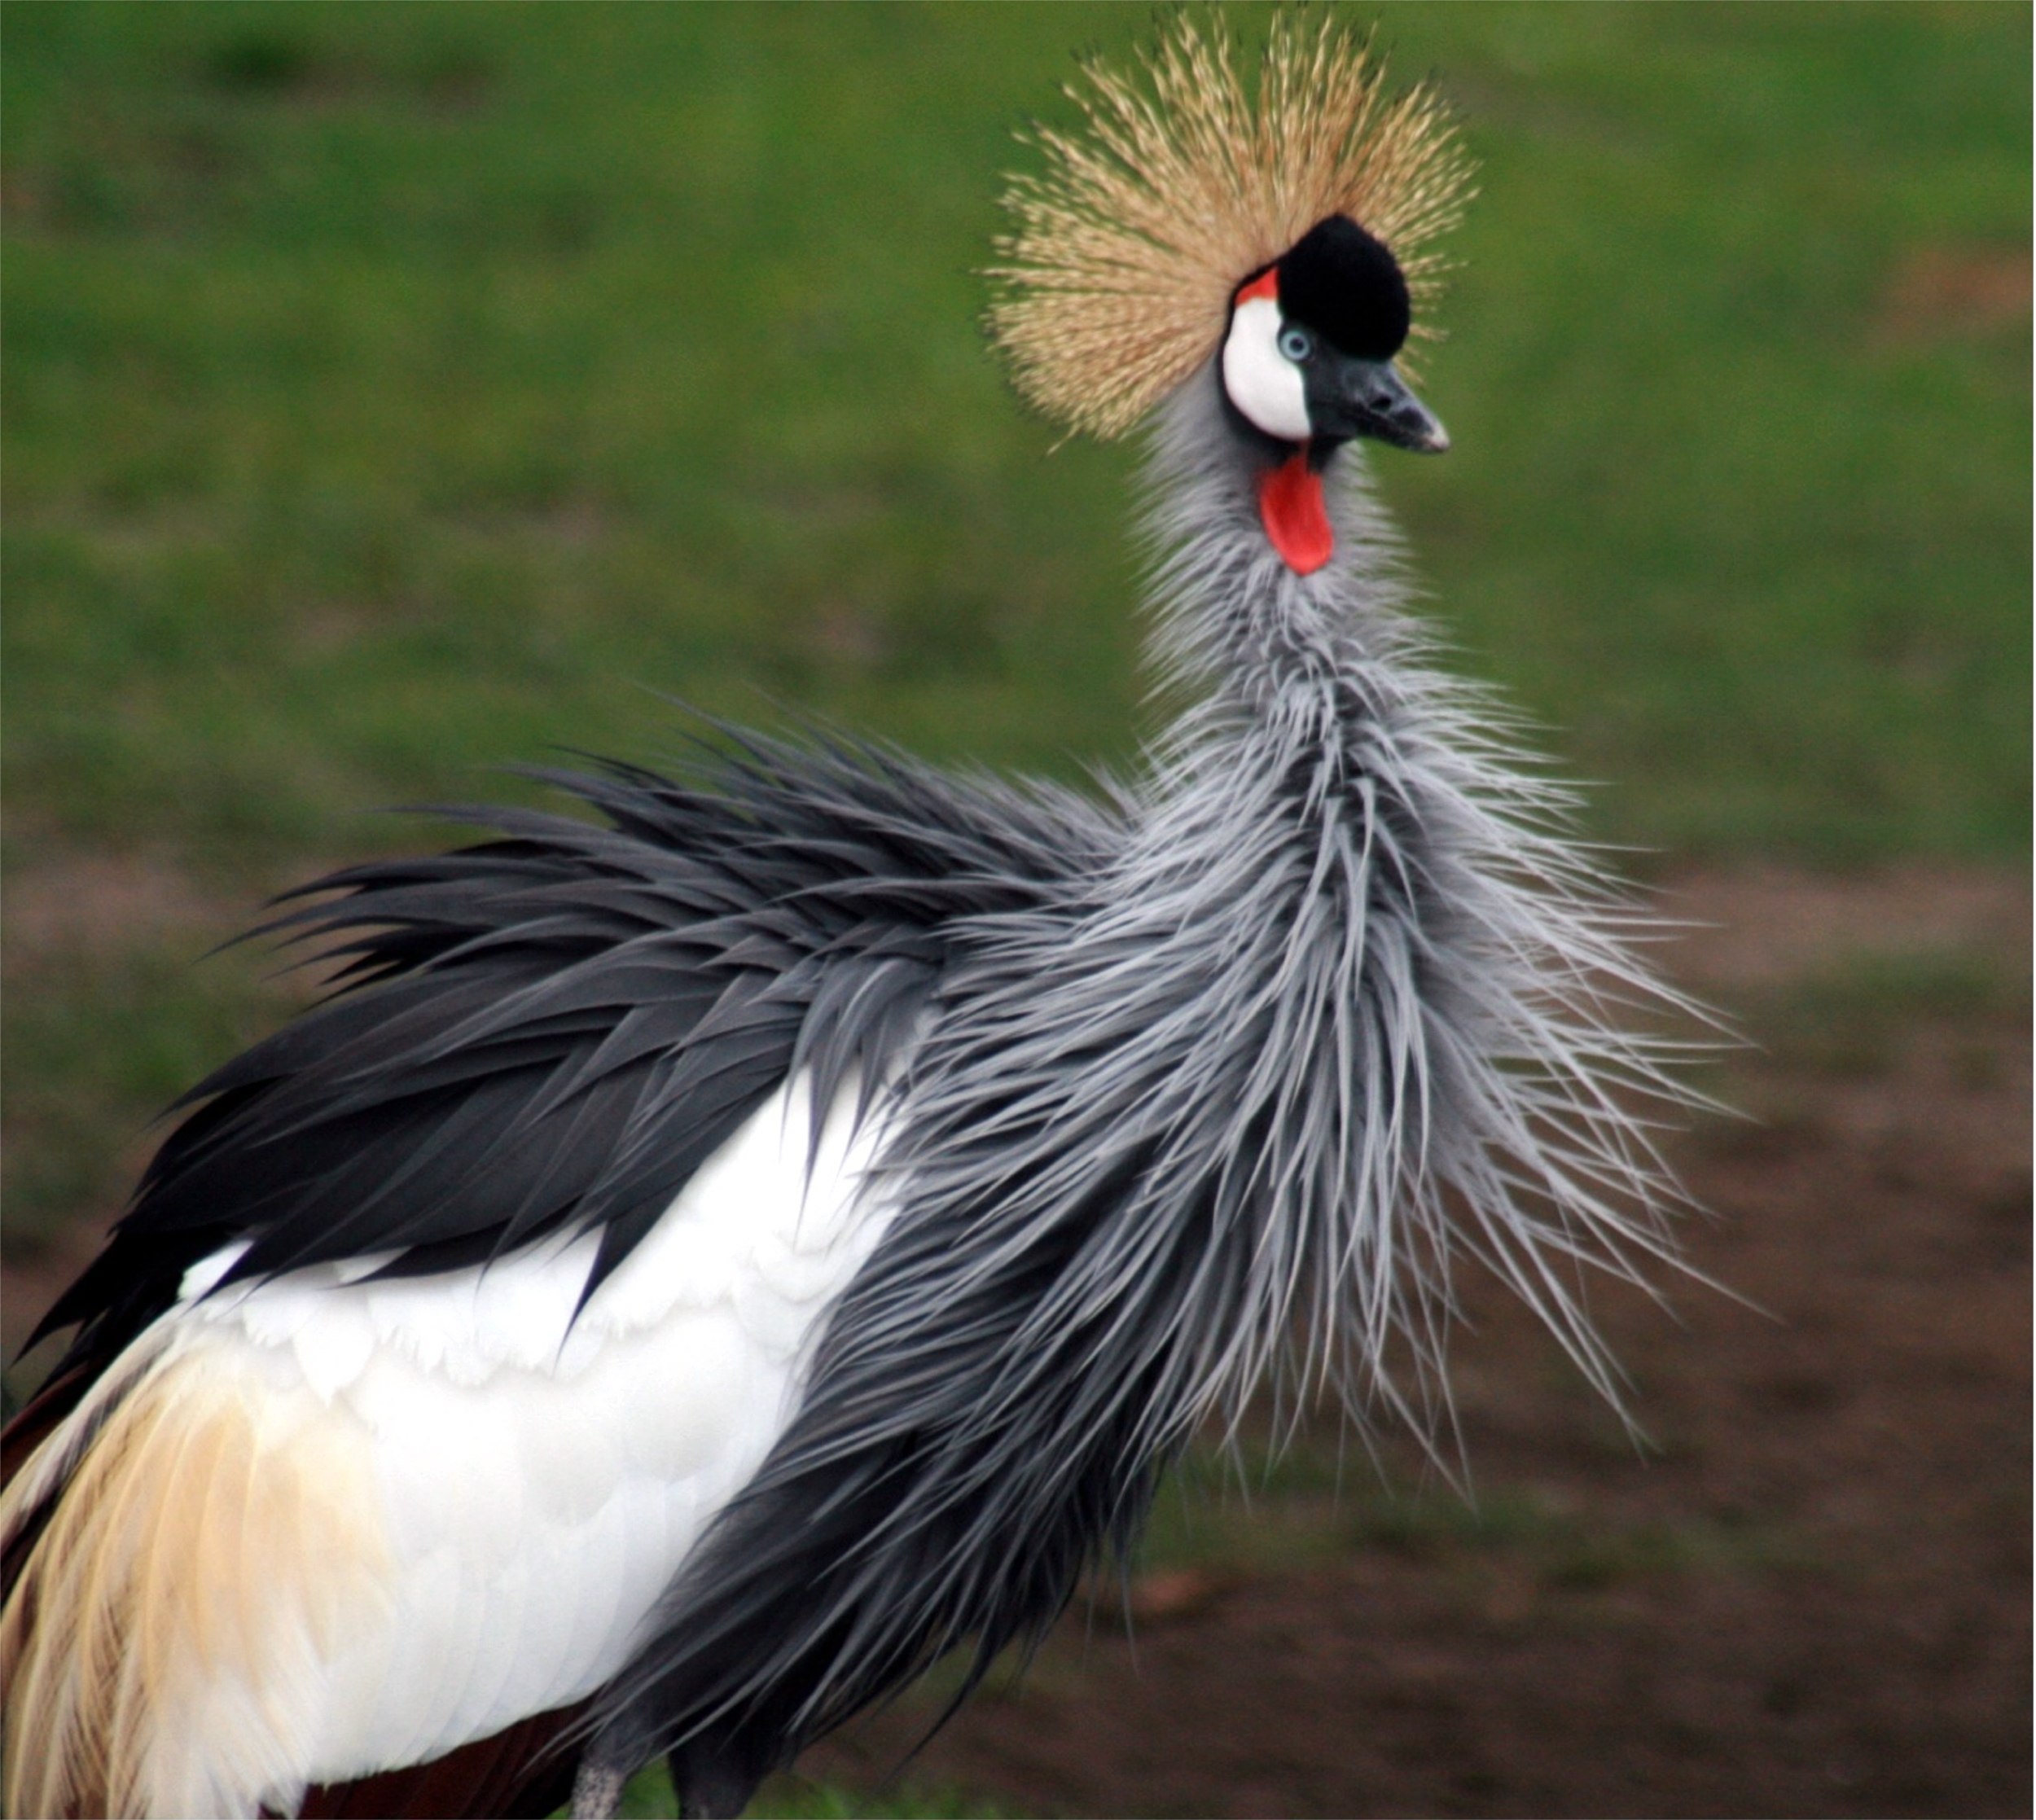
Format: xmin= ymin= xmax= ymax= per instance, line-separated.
xmin=6 ymin=2 xmax=2027 ymax=875
xmin=0 ymin=7 xmax=2026 ymax=1813
xmin=4 ymin=0 xmax=2026 ymax=1384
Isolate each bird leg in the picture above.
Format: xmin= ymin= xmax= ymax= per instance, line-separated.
xmin=569 ymin=1731 xmax=767 ymax=1818
xmin=568 ymin=1755 xmax=630 ymax=1820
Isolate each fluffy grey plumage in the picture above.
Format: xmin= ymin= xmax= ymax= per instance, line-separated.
xmin=576 ymin=366 xmax=1705 ymax=1805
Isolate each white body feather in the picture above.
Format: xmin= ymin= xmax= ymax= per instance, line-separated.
xmin=2 ymin=1071 xmax=897 ymax=1818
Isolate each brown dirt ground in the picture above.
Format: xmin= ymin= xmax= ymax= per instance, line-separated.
xmin=3 ymin=864 xmax=2029 ymax=1818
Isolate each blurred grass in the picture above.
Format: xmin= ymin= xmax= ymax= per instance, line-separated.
xmin=1757 ymin=943 xmax=2026 ymax=1078
xmin=2 ymin=4 xmax=2026 ymax=884
xmin=1134 ymin=1435 xmax=1810 ymax=1590
xmin=2 ymin=936 xmax=290 ymax=1242
xmin=589 ymin=1765 xmax=1014 ymax=1820
xmin=7 ymin=6 xmax=2025 ymax=1254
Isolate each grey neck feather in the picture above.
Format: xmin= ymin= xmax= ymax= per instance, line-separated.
xmin=896 ymin=360 xmax=1705 ymax=1445
xmin=1140 ymin=367 xmax=1418 ymax=712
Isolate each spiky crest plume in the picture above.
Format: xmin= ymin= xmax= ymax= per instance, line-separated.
xmin=989 ymin=13 xmax=1476 ymax=439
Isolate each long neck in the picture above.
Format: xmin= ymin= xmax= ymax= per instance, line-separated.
xmin=1119 ymin=371 xmax=1696 ymax=1427
xmin=1139 ymin=365 xmax=1417 ymax=726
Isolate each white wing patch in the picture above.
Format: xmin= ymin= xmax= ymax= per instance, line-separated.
xmin=2 ymin=1069 xmax=899 ymax=1818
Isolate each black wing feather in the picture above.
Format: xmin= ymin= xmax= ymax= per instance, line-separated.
xmin=28 ymin=734 xmax=1114 ymax=1379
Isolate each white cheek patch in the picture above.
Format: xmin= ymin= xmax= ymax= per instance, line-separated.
xmin=1222 ymin=296 xmax=1310 ymax=443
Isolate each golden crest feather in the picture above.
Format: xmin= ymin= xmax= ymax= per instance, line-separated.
xmin=988 ymin=14 xmax=1476 ymax=441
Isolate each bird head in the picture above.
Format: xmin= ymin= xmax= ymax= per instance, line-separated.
xmin=989 ymin=16 xmax=1472 ymax=573
xmin=1222 ymin=216 xmax=1447 ymax=457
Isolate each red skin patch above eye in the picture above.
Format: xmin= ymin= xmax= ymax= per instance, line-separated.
xmin=1235 ymin=268 xmax=1279 ymax=305
xmin=1257 ymin=454 xmax=1333 ymax=575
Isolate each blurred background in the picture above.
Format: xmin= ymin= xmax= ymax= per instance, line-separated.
xmin=2 ymin=5 xmax=2027 ymax=1816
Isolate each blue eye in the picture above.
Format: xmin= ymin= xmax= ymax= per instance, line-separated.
xmin=1278 ymin=326 xmax=1313 ymax=362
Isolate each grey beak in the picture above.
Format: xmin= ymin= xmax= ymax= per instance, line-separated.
xmin=1309 ymin=357 xmax=1450 ymax=454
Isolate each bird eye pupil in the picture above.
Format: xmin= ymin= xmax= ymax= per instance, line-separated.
xmin=1279 ymin=327 xmax=1312 ymax=362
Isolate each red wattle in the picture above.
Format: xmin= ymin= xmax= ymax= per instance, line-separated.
xmin=1257 ymin=454 xmax=1333 ymax=575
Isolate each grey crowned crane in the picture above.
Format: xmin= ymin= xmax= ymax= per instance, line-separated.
xmin=2 ymin=20 xmax=1699 ymax=1820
